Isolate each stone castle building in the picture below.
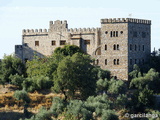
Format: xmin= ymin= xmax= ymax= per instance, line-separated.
xmin=15 ymin=18 xmax=151 ymax=80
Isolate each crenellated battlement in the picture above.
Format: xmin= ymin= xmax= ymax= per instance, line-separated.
xmin=101 ymin=18 xmax=151 ymax=24
xmin=49 ymin=20 xmax=67 ymax=25
xmin=69 ymin=27 xmax=100 ymax=33
xmin=22 ymin=29 xmax=48 ymax=35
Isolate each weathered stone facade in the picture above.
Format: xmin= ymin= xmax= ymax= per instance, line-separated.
xmin=15 ymin=18 xmax=151 ymax=80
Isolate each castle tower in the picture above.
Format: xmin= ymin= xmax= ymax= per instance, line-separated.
xmin=98 ymin=18 xmax=151 ymax=80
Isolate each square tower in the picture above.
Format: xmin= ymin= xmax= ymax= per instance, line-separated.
xmin=99 ymin=18 xmax=151 ymax=80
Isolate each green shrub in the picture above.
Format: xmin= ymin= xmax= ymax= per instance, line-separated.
xmin=108 ymin=79 xmax=126 ymax=94
xmin=101 ymin=109 xmax=119 ymax=120
xmin=50 ymin=97 xmax=65 ymax=118
xmin=65 ymin=100 xmax=93 ymax=120
xmin=22 ymin=76 xmax=53 ymax=92
xmin=9 ymin=74 xmax=25 ymax=89
xmin=85 ymin=94 xmax=112 ymax=117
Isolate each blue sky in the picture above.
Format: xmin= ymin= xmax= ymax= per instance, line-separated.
xmin=0 ymin=0 xmax=160 ymax=59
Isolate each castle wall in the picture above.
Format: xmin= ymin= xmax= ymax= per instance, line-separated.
xmin=15 ymin=18 xmax=151 ymax=80
xmin=128 ymin=22 xmax=151 ymax=72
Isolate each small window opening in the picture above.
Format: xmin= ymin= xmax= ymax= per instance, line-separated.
xmin=130 ymin=44 xmax=132 ymax=51
xmin=130 ymin=59 xmax=132 ymax=65
xmin=113 ymin=44 xmax=116 ymax=50
xmin=135 ymin=45 xmax=137 ymax=51
xmin=51 ymin=41 xmax=56 ymax=46
xmin=113 ymin=31 xmax=115 ymax=37
xmin=105 ymin=45 xmax=107 ymax=50
xmin=105 ymin=59 xmax=107 ymax=65
xmin=60 ymin=40 xmax=66 ymax=45
xmin=117 ymin=59 xmax=119 ymax=65
xmin=110 ymin=31 xmax=113 ymax=37
xmin=116 ymin=31 xmax=118 ymax=37
xmin=114 ymin=59 xmax=116 ymax=65
xmin=35 ymin=41 xmax=39 ymax=46
xmin=117 ymin=44 xmax=119 ymax=50
xmin=84 ymin=40 xmax=90 ymax=45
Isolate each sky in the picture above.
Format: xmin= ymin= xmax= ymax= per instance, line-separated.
xmin=0 ymin=0 xmax=160 ymax=59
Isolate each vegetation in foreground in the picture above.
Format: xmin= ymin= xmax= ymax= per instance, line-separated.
xmin=0 ymin=45 xmax=160 ymax=120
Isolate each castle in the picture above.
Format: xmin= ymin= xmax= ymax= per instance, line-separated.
xmin=15 ymin=18 xmax=151 ymax=80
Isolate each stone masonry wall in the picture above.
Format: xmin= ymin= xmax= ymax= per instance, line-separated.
xmin=15 ymin=18 xmax=151 ymax=80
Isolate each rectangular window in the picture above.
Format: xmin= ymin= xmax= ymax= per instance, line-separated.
xmin=84 ymin=40 xmax=90 ymax=45
xmin=60 ymin=40 xmax=66 ymax=45
xmin=130 ymin=44 xmax=132 ymax=51
xmin=135 ymin=59 xmax=137 ymax=64
xmin=133 ymin=31 xmax=137 ymax=37
xmin=142 ymin=32 xmax=146 ymax=38
xmin=130 ymin=59 xmax=132 ymax=65
xmin=35 ymin=41 xmax=39 ymax=46
xmin=143 ymin=45 xmax=145 ymax=51
xmin=51 ymin=41 xmax=56 ymax=46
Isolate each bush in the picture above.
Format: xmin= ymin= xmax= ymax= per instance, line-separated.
xmin=96 ymin=78 xmax=109 ymax=94
xmin=85 ymin=94 xmax=112 ymax=117
xmin=130 ymin=88 xmax=155 ymax=112
xmin=115 ymin=94 xmax=128 ymax=110
xmin=50 ymin=97 xmax=65 ymax=118
xmin=65 ymin=100 xmax=93 ymax=120
xmin=108 ymin=79 xmax=126 ymax=94
xmin=101 ymin=109 xmax=119 ymax=120
xmin=22 ymin=76 xmax=53 ymax=92
xmin=14 ymin=90 xmax=30 ymax=104
xmin=9 ymin=74 xmax=25 ymax=89
xmin=14 ymin=90 xmax=30 ymax=116
xmin=130 ymin=68 xmax=160 ymax=93
xmin=23 ymin=107 xmax=52 ymax=120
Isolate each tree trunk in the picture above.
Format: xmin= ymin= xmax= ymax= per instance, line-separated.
xmin=62 ymin=89 xmax=67 ymax=102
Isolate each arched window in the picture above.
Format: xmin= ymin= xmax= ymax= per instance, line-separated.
xmin=105 ymin=59 xmax=107 ymax=65
xmin=105 ymin=45 xmax=107 ymax=50
xmin=135 ymin=45 xmax=137 ymax=51
xmin=110 ymin=31 xmax=113 ymax=37
xmin=113 ymin=31 xmax=115 ymax=37
xmin=113 ymin=59 xmax=116 ymax=65
xmin=117 ymin=59 xmax=119 ymax=65
xmin=135 ymin=59 xmax=137 ymax=64
xmin=113 ymin=44 xmax=116 ymax=50
xmin=117 ymin=44 xmax=119 ymax=50
xmin=116 ymin=31 xmax=118 ymax=37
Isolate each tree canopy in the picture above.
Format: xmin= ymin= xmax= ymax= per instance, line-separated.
xmin=53 ymin=53 xmax=97 ymax=100
xmin=0 ymin=55 xmax=26 ymax=85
